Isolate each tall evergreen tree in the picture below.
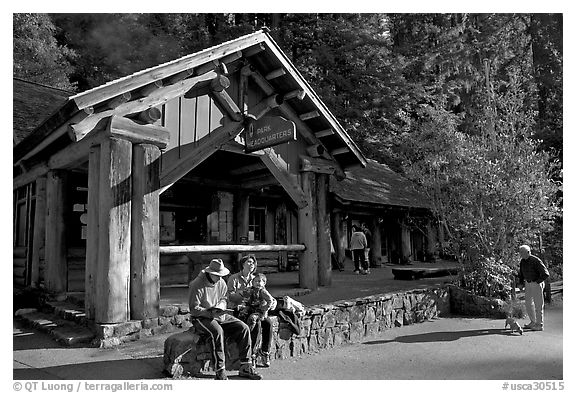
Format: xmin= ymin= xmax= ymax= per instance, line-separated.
xmin=13 ymin=13 xmax=76 ymax=90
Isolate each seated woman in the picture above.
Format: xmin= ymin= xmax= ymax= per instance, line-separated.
xmin=227 ymin=255 xmax=276 ymax=367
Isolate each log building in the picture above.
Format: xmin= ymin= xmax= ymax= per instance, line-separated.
xmin=330 ymin=159 xmax=438 ymax=267
xmin=13 ymin=30 xmax=369 ymax=324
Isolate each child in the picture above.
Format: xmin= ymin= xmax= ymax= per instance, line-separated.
xmin=239 ymin=273 xmax=276 ymax=328
xmin=238 ymin=273 xmax=276 ymax=367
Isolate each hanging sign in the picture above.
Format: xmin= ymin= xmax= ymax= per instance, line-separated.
xmin=245 ymin=116 xmax=296 ymax=153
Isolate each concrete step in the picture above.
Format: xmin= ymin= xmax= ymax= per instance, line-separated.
xmin=15 ymin=308 xmax=95 ymax=347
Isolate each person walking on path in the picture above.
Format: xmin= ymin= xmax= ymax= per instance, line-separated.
xmin=361 ymin=222 xmax=373 ymax=268
xmin=518 ymin=245 xmax=550 ymax=331
xmin=227 ymin=255 xmax=276 ymax=367
xmin=188 ymin=258 xmax=262 ymax=380
xmin=350 ymin=225 xmax=369 ymax=275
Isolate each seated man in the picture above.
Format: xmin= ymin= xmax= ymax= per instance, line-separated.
xmin=188 ymin=258 xmax=262 ymax=380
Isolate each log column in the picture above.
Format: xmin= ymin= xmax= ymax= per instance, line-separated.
xmin=297 ymin=171 xmax=318 ymax=290
xmin=96 ymin=137 xmax=132 ymax=324
xmin=30 ymin=177 xmax=46 ymax=288
xmin=316 ymin=173 xmax=331 ymax=286
xmin=85 ymin=146 xmax=100 ymax=320
xmin=275 ymin=202 xmax=288 ymax=271
xmin=235 ymin=193 xmax=250 ymax=243
xmin=130 ymin=144 xmax=161 ymax=320
xmin=371 ymin=217 xmax=382 ymax=267
xmin=330 ymin=211 xmax=345 ymax=269
xmin=45 ymin=170 xmax=68 ymax=294
xmin=400 ymin=217 xmax=412 ymax=264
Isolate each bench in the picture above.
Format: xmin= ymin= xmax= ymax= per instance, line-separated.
xmin=392 ymin=266 xmax=460 ymax=280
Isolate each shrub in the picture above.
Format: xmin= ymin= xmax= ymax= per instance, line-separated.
xmin=457 ymin=257 xmax=514 ymax=301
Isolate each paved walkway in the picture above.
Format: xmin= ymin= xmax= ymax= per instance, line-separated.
xmin=13 ymin=301 xmax=563 ymax=380
xmin=13 ymin=260 xmax=565 ymax=381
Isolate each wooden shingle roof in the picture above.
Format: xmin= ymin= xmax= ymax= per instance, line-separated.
xmin=330 ymin=159 xmax=431 ymax=210
xmin=13 ymin=78 xmax=72 ymax=145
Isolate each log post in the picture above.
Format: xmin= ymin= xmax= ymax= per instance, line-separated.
xmin=400 ymin=217 xmax=412 ymax=264
xmin=371 ymin=217 xmax=382 ymax=267
xmin=85 ymin=146 xmax=101 ymax=320
xmin=45 ymin=170 xmax=68 ymax=294
xmin=30 ymin=176 xmax=46 ymax=287
xmin=330 ymin=211 xmax=345 ymax=270
xmin=316 ymin=173 xmax=331 ymax=286
xmin=297 ymin=172 xmax=318 ymax=290
xmin=96 ymin=137 xmax=132 ymax=324
xmin=235 ymin=192 xmax=250 ymax=243
xmin=275 ymin=202 xmax=288 ymax=271
xmin=130 ymin=144 xmax=161 ymax=320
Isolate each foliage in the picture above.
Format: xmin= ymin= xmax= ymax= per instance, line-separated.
xmin=13 ymin=13 xmax=76 ymax=90
xmin=12 ymin=13 xmax=562 ymax=276
xmin=458 ymin=257 xmax=514 ymax=300
xmin=399 ymin=70 xmax=561 ymax=266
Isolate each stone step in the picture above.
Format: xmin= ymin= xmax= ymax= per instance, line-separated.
xmin=44 ymin=301 xmax=88 ymax=326
xmin=16 ymin=309 xmax=96 ymax=347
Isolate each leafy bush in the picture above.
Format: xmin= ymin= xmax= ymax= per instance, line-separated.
xmin=457 ymin=257 xmax=514 ymax=301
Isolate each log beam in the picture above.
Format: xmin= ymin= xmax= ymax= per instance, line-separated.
xmin=160 ymin=244 xmax=306 ymax=254
xmin=134 ymin=107 xmax=162 ymax=124
xmin=300 ymin=155 xmax=337 ymax=175
xmin=265 ymin=68 xmax=286 ymax=80
xmin=160 ymin=120 xmax=244 ymax=193
xmin=260 ymin=148 xmax=308 ymax=209
xmin=315 ymin=129 xmax=334 ymax=138
xmin=104 ymin=92 xmax=131 ymax=110
xmin=131 ymin=144 xmax=161 ymax=320
xmin=249 ymin=94 xmax=284 ymax=120
xmin=69 ymin=70 xmax=218 ymax=141
xmin=299 ymin=111 xmax=320 ymax=121
xmin=284 ymin=89 xmax=306 ymax=101
xmin=107 ymin=115 xmax=170 ymax=148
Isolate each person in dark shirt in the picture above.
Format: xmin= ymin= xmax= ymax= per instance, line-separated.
xmin=517 ymin=245 xmax=549 ymax=331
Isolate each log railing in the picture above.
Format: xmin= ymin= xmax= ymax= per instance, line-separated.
xmin=159 ymin=243 xmax=305 ymax=254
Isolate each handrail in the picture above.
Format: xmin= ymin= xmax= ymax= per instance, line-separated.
xmin=160 ymin=244 xmax=306 ymax=254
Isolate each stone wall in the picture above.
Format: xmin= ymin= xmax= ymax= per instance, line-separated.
xmin=163 ymin=286 xmax=450 ymax=376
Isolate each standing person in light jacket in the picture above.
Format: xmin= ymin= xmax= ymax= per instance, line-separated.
xmin=350 ymin=225 xmax=369 ymax=275
xmin=517 ymin=245 xmax=550 ymax=331
xmin=188 ymin=259 xmax=262 ymax=380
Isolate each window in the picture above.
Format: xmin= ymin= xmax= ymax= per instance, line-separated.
xmin=249 ymin=207 xmax=266 ymax=243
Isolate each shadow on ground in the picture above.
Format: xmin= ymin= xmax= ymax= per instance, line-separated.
xmin=363 ymin=328 xmax=513 ymax=345
xmin=13 ymin=357 xmax=165 ymax=380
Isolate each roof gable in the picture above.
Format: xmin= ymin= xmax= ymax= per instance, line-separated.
xmin=13 ymin=78 xmax=72 ymax=144
xmin=330 ymin=159 xmax=430 ymax=210
xmin=14 ymin=29 xmax=366 ymax=171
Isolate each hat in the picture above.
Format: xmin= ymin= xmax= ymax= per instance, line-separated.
xmin=204 ymin=259 xmax=230 ymax=276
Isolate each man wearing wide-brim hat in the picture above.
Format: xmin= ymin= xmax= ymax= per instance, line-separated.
xmin=188 ymin=258 xmax=262 ymax=380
